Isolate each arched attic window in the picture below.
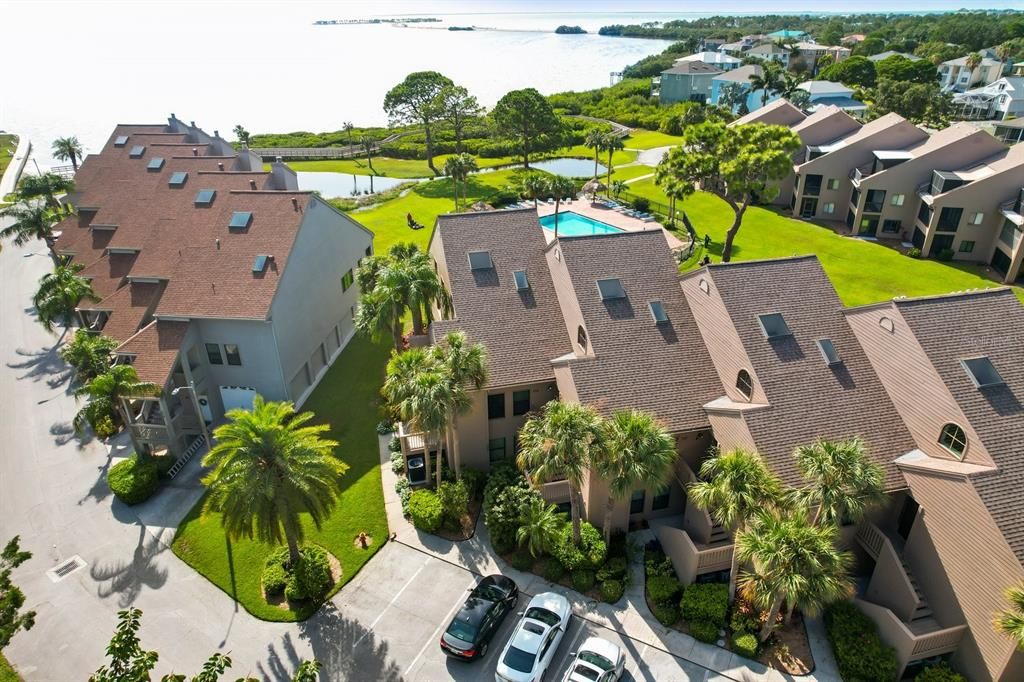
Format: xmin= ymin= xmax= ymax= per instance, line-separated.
xmin=736 ymin=369 xmax=753 ymax=400
xmin=938 ymin=423 xmax=967 ymax=460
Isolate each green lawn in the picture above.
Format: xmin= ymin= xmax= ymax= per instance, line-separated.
xmin=171 ymin=335 xmax=392 ymax=622
xmin=626 ymin=178 xmax=1021 ymax=307
xmin=0 ymin=651 xmax=19 ymax=682
xmin=0 ymin=134 xmax=19 ymax=181
xmin=611 ymin=164 xmax=656 ymax=182
xmin=623 ymin=130 xmax=683 ymax=150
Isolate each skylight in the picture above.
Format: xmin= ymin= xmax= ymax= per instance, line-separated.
xmin=194 ymin=189 xmax=216 ymax=206
xmin=253 ymin=255 xmax=269 ymax=272
xmin=513 ymin=270 xmax=529 ymax=291
xmin=961 ymin=357 xmax=1004 ymax=388
xmin=815 ymin=338 xmax=841 ymax=365
xmin=146 ymin=157 xmax=165 ymax=171
xmin=114 ymin=135 xmax=129 ymax=147
xmin=649 ymin=300 xmax=669 ymax=324
xmin=168 ymin=171 xmax=188 ymax=187
xmin=597 ymin=278 xmax=625 ymax=301
xmin=229 ymin=211 xmax=253 ymax=229
xmin=467 ymin=250 xmax=493 ymax=270
xmin=129 ymin=145 xmax=146 ymax=158
xmin=757 ymin=313 xmax=792 ymax=339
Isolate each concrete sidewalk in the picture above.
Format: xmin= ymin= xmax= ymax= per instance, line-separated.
xmin=379 ymin=435 xmax=841 ymax=682
xmin=0 ymin=134 xmax=31 ymax=197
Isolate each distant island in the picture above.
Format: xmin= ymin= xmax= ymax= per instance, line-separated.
xmin=448 ymin=26 xmax=474 ymax=31
xmin=314 ymin=18 xmax=440 ymax=26
xmin=555 ymin=25 xmax=587 ymax=35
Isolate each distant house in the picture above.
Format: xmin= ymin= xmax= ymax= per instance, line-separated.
xmin=699 ymin=37 xmax=726 ymax=52
xmin=719 ymin=34 xmax=768 ymax=56
xmin=868 ymin=50 xmax=922 ymax=63
xmin=993 ymin=117 xmax=1024 ymax=145
xmin=747 ymin=42 xmax=791 ymax=68
xmin=655 ymin=61 xmax=722 ymax=104
xmin=939 ymin=54 xmax=1006 ymax=92
xmin=710 ymin=64 xmax=774 ymax=113
xmin=842 ymin=33 xmax=866 ymax=45
xmin=953 ymin=77 xmax=1024 ymax=120
xmin=793 ymin=42 xmax=852 ymax=71
xmin=675 ymin=51 xmax=741 ymax=71
xmin=768 ymin=29 xmax=809 ymax=41
xmin=798 ymin=80 xmax=868 ymax=114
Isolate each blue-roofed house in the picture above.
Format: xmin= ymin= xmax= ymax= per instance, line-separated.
xmin=710 ymin=64 xmax=775 ymax=113
xmin=798 ymin=80 xmax=867 ymax=115
xmin=768 ymin=29 xmax=809 ymax=40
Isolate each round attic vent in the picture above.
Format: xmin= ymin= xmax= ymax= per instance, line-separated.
xmin=879 ymin=316 xmax=895 ymax=333
xmin=698 ymin=278 xmax=710 ymax=294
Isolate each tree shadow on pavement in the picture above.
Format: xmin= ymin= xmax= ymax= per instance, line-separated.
xmin=295 ymin=603 xmax=403 ymax=681
xmin=89 ymin=523 xmax=169 ymax=608
xmin=77 ymin=448 xmax=114 ymax=505
xmin=7 ymin=344 xmax=72 ymax=386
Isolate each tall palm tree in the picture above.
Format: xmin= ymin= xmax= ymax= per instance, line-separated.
xmin=594 ymin=409 xmax=677 ymax=543
xmin=201 ymin=396 xmax=346 ymax=565
xmin=518 ymin=401 xmax=605 ymax=544
xmin=736 ymin=509 xmax=852 ymax=641
xmin=342 ymin=121 xmax=354 ymax=149
xmin=688 ymin=448 xmax=785 ymax=601
xmin=456 ymin=153 xmax=478 ymax=206
xmin=15 ymin=173 xmax=74 ymax=210
xmin=360 ymin=136 xmax=376 ymax=174
xmin=32 ymin=262 xmax=99 ymax=331
xmin=603 ymin=133 xmax=624 ymax=192
xmin=59 ymin=330 xmax=118 ymax=381
xmin=749 ymin=62 xmax=785 ymax=107
xmin=995 ymin=44 xmax=1013 ymax=78
xmin=584 ymin=128 xmax=606 ymax=179
xmin=0 ymin=202 xmax=59 ymax=252
xmin=994 ymin=582 xmax=1024 ymax=650
xmin=519 ymin=172 xmax=548 ymax=208
xmin=545 ymin=174 xmax=577 ymax=239
xmin=73 ymin=365 xmax=160 ymax=452
xmin=52 ymin=136 xmax=84 ymax=171
xmin=793 ymin=437 xmax=886 ymax=527
xmin=517 ymin=497 xmax=567 ymax=557
xmin=443 ymin=154 xmax=467 ymax=209
xmin=610 ymin=180 xmax=627 ymax=200
xmin=354 ymin=284 xmax=405 ymax=351
xmin=433 ymin=330 xmax=487 ymax=474
xmin=965 ymin=52 xmax=984 ymax=86
xmin=655 ymin=162 xmax=690 ymax=231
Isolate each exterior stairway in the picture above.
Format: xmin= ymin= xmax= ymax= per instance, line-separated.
xmin=903 ymin=558 xmax=938 ymax=633
xmin=708 ymin=520 xmax=730 ymax=546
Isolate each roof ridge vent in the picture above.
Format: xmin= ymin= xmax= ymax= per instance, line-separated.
xmin=250 ymin=179 xmax=257 ymax=190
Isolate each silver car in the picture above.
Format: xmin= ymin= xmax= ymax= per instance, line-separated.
xmin=562 ymin=636 xmax=626 ymax=682
xmin=495 ymin=592 xmax=572 ymax=682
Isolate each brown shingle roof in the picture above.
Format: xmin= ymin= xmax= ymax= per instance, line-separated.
xmin=703 ymin=256 xmax=916 ymax=488
xmin=115 ymin=320 xmax=189 ymax=385
xmin=556 ymin=231 xmax=721 ymax=433
xmin=80 ymin=281 xmax=162 ymax=343
xmin=894 ymin=289 xmax=1024 ymax=564
xmin=430 ymin=209 xmax=572 ymax=388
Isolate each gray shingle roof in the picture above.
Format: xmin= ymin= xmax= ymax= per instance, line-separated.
xmin=662 ymin=61 xmax=723 ymax=76
xmin=704 ymin=256 xmax=916 ymax=488
xmin=430 ymin=209 xmax=571 ymax=389
xmin=712 ymin=64 xmax=763 ymax=84
xmin=556 ymin=231 xmax=721 ymax=433
xmin=895 ymin=289 xmax=1024 ymax=564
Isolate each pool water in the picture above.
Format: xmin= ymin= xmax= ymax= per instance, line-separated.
xmin=539 ymin=211 xmax=622 ymax=237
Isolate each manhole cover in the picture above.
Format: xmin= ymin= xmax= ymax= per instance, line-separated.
xmin=46 ymin=555 xmax=86 ymax=583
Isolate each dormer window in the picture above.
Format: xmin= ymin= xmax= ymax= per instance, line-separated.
xmin=229 ymin=211 xmax=253 ymax=229
xmin=513 ymin=270 xmax=529 ymax=291
xmin=961 ymin=356 xmax=1004 ymax=388
xmin=467 ymin=250 xmax=493 ymax=270
xmin=169 ymin=171 xmax=188 ymax=187
xmin=129 ymin=145 xmax=146 ymax=158
xmin=194 ymin=189 xmax=216 ymax=207
xmin=938 ymin=423 xmax=967 ymax=459
xmin=648 ymin=300 xmax=668 ymax=324
xmin=146 ymin=157 xmax=165 ymax=171
xmin=757 ymin=313 xmax=792 ymax=339
xmin=736 ymin=369 xmax=753 ymax=400
xmin=815 ymin=338 xmax=841 ymax=366
xmin=114 ymin=135 xmax=129 ymax=147
xmin=596 ymin=278 xmax=625 ymax=301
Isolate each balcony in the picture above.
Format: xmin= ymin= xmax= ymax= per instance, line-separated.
xmin=850 ymin=165 xmax=872 ymax=186
xmin=1001 ymin=198 xmax=1024 ymax=226
xmin=397 ymin=421 xmax=427 ymax=455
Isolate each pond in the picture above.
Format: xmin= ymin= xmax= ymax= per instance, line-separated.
xmin=295 ymin=171 xmax=407 ymax=198
xmin=529 ymin=158 xmax=607 ymax=178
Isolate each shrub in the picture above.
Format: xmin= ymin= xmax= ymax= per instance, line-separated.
xmin=680 ymin=583 xmax=728 ymax=628
xmin=607 ymin=531 xmax=628 ymax=558
xmin=689 ymin=620 xmax=719 ymax=644
xmin=600 ymin=579 xmax=624 ymax=603
xmin=93 ymin=415 xmax=118 ymax=439
xmin=390 ymin=452 xmax=405 ymax=474
xmin=730 ymin=604 xmax=760 ymax=635
xmin=490 ymin=189 xmax=521 ymax=207
xmin=407 ymin=489 xmax=443 ymax=532
xmin=293 ymin=545 xmax=334 ymax=600
xmin=551 ymin=522 xmax=607 ymax=571
xmin=107 ymin=455 xmax=160 ymax=505
xmin=652 ymin=602 xmax=680 ymax=626
xmin=731 ymin=632 xmax=759 ymax=659
xmin=284 ymin=576 xmax=304 ymax=602
xmin=262 ymin=563 xmax=288 ymax=596
xmin=542 ymin=558 xmax=566 ymax=583
xmin=376 ymin=420 xmax=395 ymax=435
xmin=437 ymin=479 xmax=470 ymax=523
xmin=511 ymin=551 xmax=535 ymax=571
xmin=825 ymin=602 xmax=899 ymax=682
xmin=394 ymin=477 xmax=411 ymax=513
xmin=388 ymin=436 xmax=402 ymax=452
xmin=459 ymin=468 xmax=485 ymax=498
xmin=631 ymin=197 xmax=650 ymax=212
xmin=936 ymin=247 xmax=954 ymax=261
xmin=483 ymin=461 xmax=528 ymax=509
xmin=597 ymin=556 xmax=628 ymax=582
xmin=645 ymin=550 xmax=675 ymax=578
xmin=485 ymin=486 xmax=540 ymax=549
xmin=907 ymin=247 xmax=922 ymax=258
xmin=492 ymin=534 xmax=516 ymax=555
xmin=571 ymin=569 xmax=596 ymax=593
xmin=915 ymin=664 xmax=966 ymax=682
xmin=647 ymin=575 xmax=682 ymax=605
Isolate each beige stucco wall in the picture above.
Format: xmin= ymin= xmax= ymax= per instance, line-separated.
xmin=455 ymin=380 xmax=557 ymax=473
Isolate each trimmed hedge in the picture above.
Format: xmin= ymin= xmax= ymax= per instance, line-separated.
xmin=263 ymin=545 xmax=334 ymax=602
xmin=394 ymin=477 xmax=411 ymax=513
xmin=107 ymin=455 xmax=160 ymax=505
xmin=262 ymin=563 xmax=288 ymax=596
xmin=689 ymin=620 xmax=719 ymax=644
xmin=652 ymin=602 xmax=680 ymax=626
xmin=571 ymin=569 xmax=595 ymax=593
xmin=647 ymin=575 xmax=682 ymax=605
xmin=731 ymin=632 xmax=758 ymax=659
xmin=596 ymin=556 xmax=627 ymax=582
xmin=551 ymin=522 xmax=607 ymax=571
xmin=824 ymin=602 xmax=899 ymax=682
xmin=600 ymin=579 xmax=624 ymax=603
xmin=680 ymin=583 xmax=728 ymax=628
xmin=408 ymin=489 xmax=443 ymax=532
xmin=915 ymin=665 xmax=966 ymax=682
xmin=542 ymin=557 xmax=566 ymax=583
xmin=437 ymin=479 xmax=470 ymax=523
xmin=390 ymin=452 xmax=405 ymax=474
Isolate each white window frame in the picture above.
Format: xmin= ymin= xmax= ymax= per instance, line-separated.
xmin=970 ymin=211 xmax=984 ymax=225
xmin=891 ymin=193 xmax=905 ymax=206
xmin=823 ymin=202 xmax=835 ymax=215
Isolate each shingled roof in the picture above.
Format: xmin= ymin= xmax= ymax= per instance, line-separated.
xmin=698 ymin=256 xmax=916 ymax=488
xmin=429 ymin=209 xmax=572 ymax=388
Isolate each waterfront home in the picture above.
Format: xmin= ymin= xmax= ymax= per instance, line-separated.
xmin=797 ymin=80 xmax=867 ymax=114
xmin=767 ymin=29 xmax=809 ymax=41
xmin=654 ymin=61 xmax=722 ymax=104
xmin=746 ymin=42 xmax=790 ymax=68
xmin=674 ymin=51 xmax=741 ymax=71
xmin=709 ymin=64 xmax=773 ymax=113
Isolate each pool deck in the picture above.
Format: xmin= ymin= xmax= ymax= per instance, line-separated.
xmin=535 ymin=200 xmax=687 ymax=251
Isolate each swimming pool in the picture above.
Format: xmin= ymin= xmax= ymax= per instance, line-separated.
xmin=539 ymin=211 xmax=622 ymax=237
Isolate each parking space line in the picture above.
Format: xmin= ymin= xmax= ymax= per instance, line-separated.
xmin=403 ymin=574 xmax=477 ymax=677
xmin=353 ymin=555 xmax=431 ymax=647
xmin=552 ymin=616 xmax=588 ymax=677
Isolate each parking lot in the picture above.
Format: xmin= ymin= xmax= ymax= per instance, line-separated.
xmin=335 ymin=541 xmax=728 ymax=682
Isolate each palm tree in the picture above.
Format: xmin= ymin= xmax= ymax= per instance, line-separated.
xmin=793 ymin=437 xmax=886 ymax=527
xmin=584 ymin=128 xmax=606 ymax=179
xmin=545 ymin=174 xmax=577 ymax=239
xmin=15 ymin=173 xmax=74 ymax=210
xmin=433 ymin=330 xmax=487 ymax=475
xmin=655 ymin=163 xmax=689 ymax=231
xmin=603 ymin=133 xmax=624 ymax=192
xmin=355 ymin=244 xmax=449 ymax=344
xmin=994 ymin=582 xmax=1024 ymax=650
xmin=455 ymin=153 xmax=478 ymax=206
xmin=518 ymin=172 xmax=548 ymax=208
xmin=518 ymin=401 xmax=605 ymax=544
xmin=33 ymin=262 xmax=99 ymax=332
xmin=73 ymin=365 xmax=160 ymax=451
xmin=736 ymin=509 xmax=852 ymax=642
xmin=443 ymin=154 xmax=467 ymax=209
xmin=718 ymin=81 xmax=748 ymax=113
xmin=996 ymin=44 xmax=1013 ymax=78
xmin=355 ymin=284 xmax=406 ymax=351
xmin=749 ymin=62 xmax=785 ymax=107
xmin=342 ymin=121 xmax=354 ymax=149
xmin=965 ymin=52 xmax=984 ymax=86
xmin=610 ymin=180 xmax=627 ymax=200
xmin=59 ymin=330 xmax=118 ymax=381
xmin=52 ymin=136 xmax=84 ymax=171
xmin=688 ymin=448 xmax=786 ymax=601
xmin=201 ymin=396 xmax=346 ymax=566
xmin=232 ymin=125 xmax=250 ymax=146
xmin=517 ymin=497 xmax=567 ymax=557
xmin=594 ymin=409 xmax=677 ymax=543
xmin=0 ymin=202 xmax=59 ymax=253
xmin=360 ymin=136 xmax=376 ymax=174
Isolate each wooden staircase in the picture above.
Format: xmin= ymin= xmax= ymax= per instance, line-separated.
xmin=902 ymin=558 xmax=937 ymax=629
xmin=708 ymin=520 xmax=730 ymax=546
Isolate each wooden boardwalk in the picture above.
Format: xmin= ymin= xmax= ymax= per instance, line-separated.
xmin=251 ymin=132 xmax=406 ymax=161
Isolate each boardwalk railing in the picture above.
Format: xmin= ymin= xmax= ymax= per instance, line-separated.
xmin=251 ymin=131 xmax=407 ymax=162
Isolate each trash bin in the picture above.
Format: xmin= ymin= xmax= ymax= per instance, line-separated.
xmin=407 ymin=455 xmax=426 ymax=484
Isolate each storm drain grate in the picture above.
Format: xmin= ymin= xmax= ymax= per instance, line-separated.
xmin=46 ymin=555 xmax=86 ymax=583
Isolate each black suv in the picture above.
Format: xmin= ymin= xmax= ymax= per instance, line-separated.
xmin=440 ymin=574 xmax=519 ymax=660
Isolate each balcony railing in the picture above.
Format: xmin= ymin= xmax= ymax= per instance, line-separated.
xmin=397 ymin=422 xmax=427 ymax=455
xmin=855 ymin=599 xmax=967 ymax=675
xmin=655 ymin=523 xmax=734 ymax=584
xmin=858 ymin=522 xmax=920 ymax=622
